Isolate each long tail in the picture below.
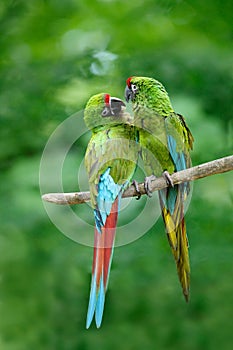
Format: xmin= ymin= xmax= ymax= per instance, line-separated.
xmin=159 ymin=184 xmax=190 ymax=301
xmin=86 ymin=197 xmax=119 ymax=328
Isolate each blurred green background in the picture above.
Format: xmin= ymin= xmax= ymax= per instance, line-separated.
xmin=0 ymin=0 xmax=233 ymax=349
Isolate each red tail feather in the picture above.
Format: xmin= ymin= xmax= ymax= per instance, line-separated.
xmin=93 ymin=197 xmax=119 ymax=290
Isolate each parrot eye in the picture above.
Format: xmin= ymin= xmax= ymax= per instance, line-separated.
xmin=131 ymin=84 xmax=138 ymax=93
xmin=102 ymin=106 xmax=111 ymax=117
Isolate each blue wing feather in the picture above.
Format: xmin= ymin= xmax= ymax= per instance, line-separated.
xmin=159 ymin=134 xmax=186 ymax=214
xmin=167 ymin=135 xmax=186 ymax=172
xmin=95 ymin=275 xmax=105 ymax=328
xmin=97 ymin=168 xmax=121 ymax=226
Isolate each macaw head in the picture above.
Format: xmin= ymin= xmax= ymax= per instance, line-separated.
xmin=84 ymin=93 xmax=127 ymax=130
xmin=125 ymin=76 xmax=162 ymax=103
xmin=125 ymin=76 xmax=139 ymax=102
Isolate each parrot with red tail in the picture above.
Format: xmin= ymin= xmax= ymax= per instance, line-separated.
xmin=125 ymin=76 xmax=194 ymax=301
xmin=84 ymin=93 xmax=138 ymax=328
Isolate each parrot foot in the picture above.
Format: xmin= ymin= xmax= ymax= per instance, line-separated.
xmin=144 ymin=175 xmax=156 ymax=197
xmin=132 ymin=180 xmax=141 ymax=200
xmin=163 ymin=171 xmax=174 ymax=187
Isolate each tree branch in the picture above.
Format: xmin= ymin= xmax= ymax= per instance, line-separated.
xmin=41 ymin=155 xmax=233 ymax=205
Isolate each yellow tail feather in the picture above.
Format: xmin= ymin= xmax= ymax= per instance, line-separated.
xmin=162 ymin=207 xmax=190 ymax=301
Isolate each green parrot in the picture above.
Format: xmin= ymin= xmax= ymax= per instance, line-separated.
xmin=84 ymin=93 xmax=138 ymax=328
xmin=125 ymin=76 xmax=194 ymax=301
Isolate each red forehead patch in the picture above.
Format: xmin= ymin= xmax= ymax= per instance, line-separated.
xmin=104 ymin=93 xmax=110 ymax=105
xmin=126 ymin=77 xmax=133 ymax=87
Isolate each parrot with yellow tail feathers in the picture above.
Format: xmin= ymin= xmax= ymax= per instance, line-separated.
xmin=125 ymin=76 xmax=194 ymax=301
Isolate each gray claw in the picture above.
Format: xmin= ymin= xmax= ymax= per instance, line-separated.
xmin=132 ymin=180 xmax=141 ymax=200
xmin=163 ymin=170 xmax=174 ymax=187
xmin=144 ymin=175 xmax=156 ymax=197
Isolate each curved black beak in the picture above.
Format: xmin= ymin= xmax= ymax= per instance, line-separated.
xmin=124 ymin=85 xmax=133 ymax=102
xmin=110 ymin=97 xmax=125 ymax=116
xmin=102 ymin=97 xmax=126 ymax=117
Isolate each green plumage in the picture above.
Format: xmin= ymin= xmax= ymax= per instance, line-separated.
xmin=125 ymin=76 xmax=194 ymax=301
xmin=84 ymin=93 xmax=138 ymax=207
xmin=127 ymin=77 xmax=193 ymax=176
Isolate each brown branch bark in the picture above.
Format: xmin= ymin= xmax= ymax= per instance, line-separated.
xmin=41 ymin=155 xmax=233 ymax=205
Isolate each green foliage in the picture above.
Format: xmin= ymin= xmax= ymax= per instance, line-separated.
xmin=0 ymin=0 xmax=232 ymax=349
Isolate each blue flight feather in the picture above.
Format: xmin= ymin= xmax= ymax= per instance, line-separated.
xmin=167 ymin=135 xmax=189 ymax=197
xmin=94 ymin=209 xmax=104 ymax=233
xmin=161 ymin=135 xmax=187 ymax=214
xmin=167 ymin=187 xmax=178 ymax=214
xmin=167 ymin=135 xmax=186 ymax=172
xmin=95 ymin=275 xmax=105 ymax=328
xmin=86 ymin=272 xmax=97 ymax=328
